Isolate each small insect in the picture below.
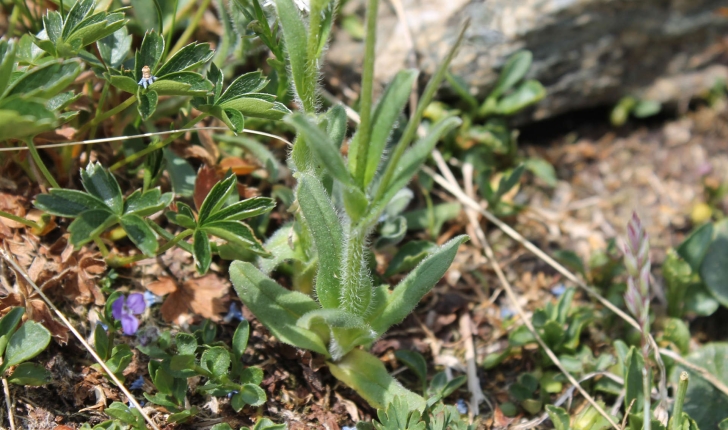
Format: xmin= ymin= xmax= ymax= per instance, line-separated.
xmin=138 ymin=65 xmax=157 ymax=89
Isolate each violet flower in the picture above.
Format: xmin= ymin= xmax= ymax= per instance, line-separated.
xmin=112 ymin=293 xmax=146 ymax=335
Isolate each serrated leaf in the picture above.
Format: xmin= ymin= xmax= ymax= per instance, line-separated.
xmin=43 ymin=11 xmax=64 ymax=44
xmin=328 ymin=349 xmax=425 ymax=410
xmin=123 ymin=189 xmax=173 ymax=216
xmin=296 ymin=173 xmax=343 ymax=309
xmin=370 ymin=235 xmax=468 ymax=336
xmin=98 ymin=27 xmax=132 ymax=69
xmin=109 ymin=75 xmax=138 ymax=93
xmin=229 ymin=261 xmax=329 ymax=356
xmin=6 ymin=60 xmax=82 ymax=99
xmin=223 ymin=108 xmax=245 ymax=133
xmin=62 ymin=0 xmax=95 ymax=38
xmin=120 ymin=214 xmax=158 ymax=256
xmin=203 ymin=220 xmax=270 ymax=258
xmin=65 ymin=12 xmax=127 ymax=52
xmin=135 ymin=30 xmax=164 ymax=81
xmin=81 ymin=162 xmax=124 ymax=214
xmin=68 ymin=209 xmax=117 ymax=247
xmin=138 ymin=89 xmax=158 ymax=120
xmin=157 ymin=42 xmax=214 ymax=77
xmin=205 ymin=197 xmax=275 ymax=223
xmin=148 ymin=71 xmax=213 ymax=96
xmin=35 ymin=189 xmax=106 ymax=217
xmin=2 ymin=321 xmax=51 ymax=371
xmin=193 ymin=229 xmax=212 ymax=274
xmin=198 ymin=176 xmax=237 ymax=222
xmin=217 ymin=71 xmax=268 ymax=105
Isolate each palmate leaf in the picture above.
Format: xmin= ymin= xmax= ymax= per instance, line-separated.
xmin=202 ymin=221 xmax=270 ymax=258
xmin=148 ymin=72 xmax=213 ymax=96
xmin=68 ymin=209 xmax=118 ymax=247
xmin=35 ymin=188 xmax=107 ymax=217
xmin=62 ymin=0 xmax=95 ymax=38
xmin=156 ymin=42 xmax=214 ymax=77
xmin=120 ymin=214 xmax=158 ymax=256
xmin=123 ymin=188 xmax=173 ymax=216
xmin=217 ymin=71 xmax=269 ymax=105
xmin=80 ymin=162 xmax=124 ymax=215
xmin=97 ymin=27 xmax=132 ymax=69
xmin=5 ymin=60 xmax=82 ymax=99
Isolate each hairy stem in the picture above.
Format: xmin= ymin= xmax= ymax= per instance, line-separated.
xmin=340 ymin=223 xmax=371 ymax=315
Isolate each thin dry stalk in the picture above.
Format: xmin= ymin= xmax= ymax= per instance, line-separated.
xmin=430 ymin=151 xmax=621 ymax=430
xmin=0 ymin=249 xmax=161 ymax=430
xmin=2 ymin=376 xmax=15 ymax=430
xmin=0 ymin=127 xmax=292 ymax=152
xmin=458 ymin=312 xmax=488 ymax=417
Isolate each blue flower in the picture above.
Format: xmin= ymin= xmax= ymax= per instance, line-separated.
xmin=144 ymin=290 xmax=163 ymax=307
xmin=223 ymin=302 xmax=244 ymax=324
xmin=456 ymin=399 xmax=468 ymax=414
xmin=112 ymin=293 xmax=146 ymax=335
xmin=551 ymin=283 xmax=567 ymax=297
xmin=130 ymin=376 xmax=145 ymax=390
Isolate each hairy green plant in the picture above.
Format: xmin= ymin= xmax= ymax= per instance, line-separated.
xmin=230 ymin=0 xmax=469 ymax=410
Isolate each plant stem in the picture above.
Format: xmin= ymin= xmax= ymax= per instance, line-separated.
xmin=352 ymin=0 xmax=379 ymax=188
xmin=94 ymin=236 xmax=110 ymax=258
xmin=373 ymin=21 xmax=469 ymax=203
xmin=107 ymin=229 xmax=193 ymax=267
xmin=109 ymin=113 xmax=205 ymax=171
xmin=643 ymin=365 xmax=651 ymax=430
xmin=25 ymin=137 xmax=60 ymax=189
xmin=0 ymin=210 xmax=41 ymax=230
xmin=168 ymin=0 xmax=212 ymax=56
xmin=164 ymin=0 xmax=179 ymax=60
xmin=671 ymin=372 xmax=689 ymax=430
xmin=76 ymin=95 xmax=137 ymax=136
xmin=302 ymin=0 xmax=325 ymax=113
xmin=340 ymin=224 xmax=370 ymax=315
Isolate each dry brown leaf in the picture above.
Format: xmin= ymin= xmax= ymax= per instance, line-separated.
xmin=184 ymin=145 xmax=217 ymax=167
xmin=194 ymin=165 xmax=220 ymax=212
xmin=218 ymin=156 xmax=257 ymax=176
xmin=147 ymin=274 xmax=229 ymax=324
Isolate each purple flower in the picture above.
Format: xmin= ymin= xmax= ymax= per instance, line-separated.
xmin=112 ymin=293 xmax=146 ymax=335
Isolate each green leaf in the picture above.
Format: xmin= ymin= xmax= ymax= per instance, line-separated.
xmin=35 ymin=189 xmax=106 ymax=217
xmin=64 ymin=12 xmax=128 ymax=53
xmin=232 ymin=384 xmax=267 ymax=411
xmin=43 ymin=11 xmax=64 ymax=44
xmin=554 ymin=250 xmax=586 ymax=277
xmin=80 ymin=162 xmax=124 ymax=215
xmin=394 ymin=350 xmax=428 ymax=394
xmin=200 ymin=347 xmax=231 ymax=378
xmin=675 ymin=343 xmax=728 ymax=430
xmin=362 ymin=69 xmax=418 ymax=184
xmin=106 ymin=344 xmax=133 ymax=379
xmin=62 ymin=0 xmax=94 ymax=38
xmin=6 ymin=60 xmax=82 ymax=99
xmin=198 ymin=176 xmax=236 ymax=222
xmin=163 ymin=148 xmax=196 ymax=198
xmin=7 ymin=362 xmax=51 ymax=386
xmin=229 ymin=261 xmax=329 ymax=356
xmin=403 ymin=202 xmax=461 ymax=235
xmin=699 ymin=220 xmax=728 ymax=307
xmin=0 ymin=99 xmax=56 ymax=139
xmin=123 ymin=189 xmax=173 ymax=216
xmin=296 ymin=173 xmax=343 ymax=309
xmin=508 ymin=325 xmax=536 ymax=346
xmin=446 ymin=72 xmax=478 ymax=109
xmin=105 ymin=402 xmax=140 ymax=425
xmin=0 ymin=307 xmax=24 ymax=358
xmin=232 ymin=320 xmax=250 ymax=362
xmin=483 ymin=348 xmax=511 ymax=369
xmin=120 ymin=214 xmax=158 ymax=256
xmin=491 ymin=50 xmax=532 ymax=98
xmin=678 ymin=222 xmax=714 ymax=272
xmin=148 ymin=72 xmax=213 ymax=96
xmin=68 ymin=209 xmax=117 ymax=247
xmin=633 ymin=100 xmax=661 ymax=118
xmin=217 ymin=71 xmax=268 ymax=105
xmin=286 ymin=113 xmax=356 ymax=188
xmin=372 ymin=395 xmax=425 ymax=430
xmin=223 ymin=108 xmax=245 ymax=133
xmin=2 ymin=321 xmax=51 ymax=371
xmin=375 ymin=216 xmax=408 ymax=248
xmin=175 ymin=333 xmax=197 ymax=355
xmin=272 ymin=0 xmax=308 ymax=105
xmin=297 ymin=309 xmax=367 ymax=330
xmin=193 ymin=229 xmax=212 ymax=274
xmin=546 ymin=405 xmax=571 ymax=430
xmin=495 ymin=80 xmax=545 ymax=115
xmin=135 ymin=30 xmax=165 ymax=81
xmin=496 ymin=164 xmax=526 ymax=198
xmin=138 ymin=89 xmax=158 ymax=120
xmin=661 ymin=318 xmax=690 ymax=355
xmin=375 ymin=117 xmax=461 ymax=206
xmin=157 ymin=42 xmax=214 ymax=77
xmin=325 ymin=104 xmax=348 ymax=149
xmin=219 ymin=96 xmax=290 ymax=120
xmin=203 ymin=220 xmax=270 ymax=257
xmin=624 ymin=346 xmax=645 ymax=413
xmin=206 ymin=197 xmax=275 ymax=223
xmin=109 ymin=75 xmax=138 ymax=94
xmin=98 ymin=27 xmax=132 ymax=69
xmin=524 ymin=157 xmax=557 ymax=187
xmin=328 ymin=349 xmax=425 ymax=410
xmin=94 ymin=323 xmax=110 ymax=361
xmin=371 ymin=235 xmax=468 ymax=335
xmin=166 ymin=354 xmax=199 ymax=378
xmin=0 ymin=39 xmax=17 ymax=95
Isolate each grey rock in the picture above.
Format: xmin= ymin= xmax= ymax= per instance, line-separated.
xmin=326 ymin=0 xmax=728 ymax=120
